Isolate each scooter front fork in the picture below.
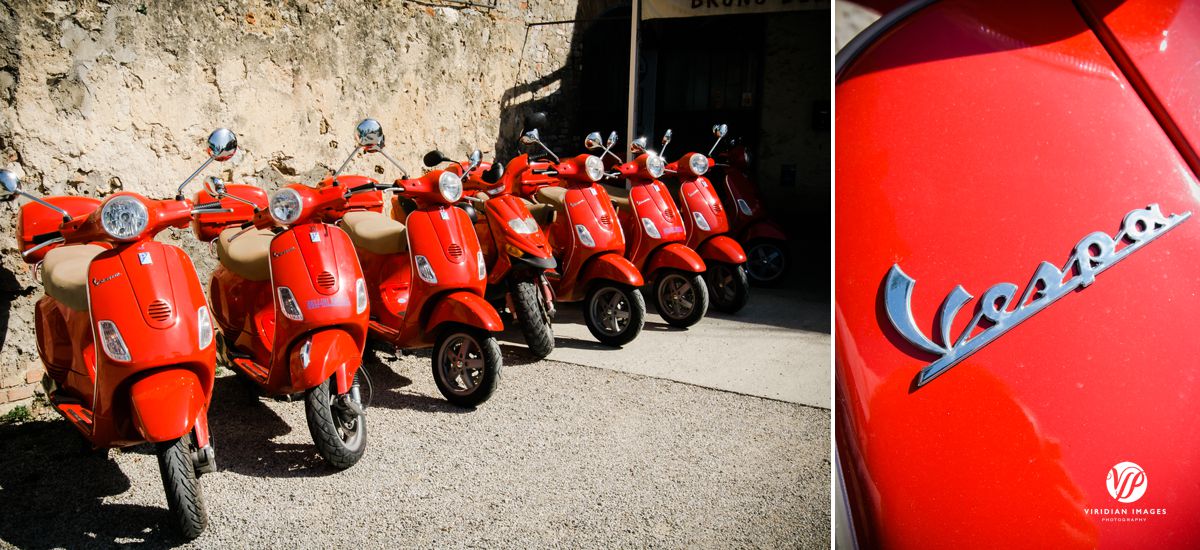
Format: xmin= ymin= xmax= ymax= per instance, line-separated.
xmin=191 ymin=416 xmax=217 ymax=475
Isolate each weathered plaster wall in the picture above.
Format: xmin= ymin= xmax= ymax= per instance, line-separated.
xmin=0 ymin=0 xmax=583 ymax=410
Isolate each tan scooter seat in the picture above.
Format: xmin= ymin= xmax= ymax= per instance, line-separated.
xmin=534 ymin=185 xmax=567 ymax=208
xmin=42 ymin=244 xmax=105 ymax=312
xmin=339 ymin=211 xmax=407 ymax=256
xmin=525 ymin=199 xmax=555 ymax=226
xmin=216 ymin=227 xmax=274 ymax=281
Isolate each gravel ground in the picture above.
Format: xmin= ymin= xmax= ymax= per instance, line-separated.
xmin=0 ymin=345 xmax=830 ymax=549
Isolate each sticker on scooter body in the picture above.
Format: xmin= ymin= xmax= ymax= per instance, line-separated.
xmin=884 ymin=204 xmax=1191 ymax=388
xmin=138 ymin=252 xmax=153 ymax=265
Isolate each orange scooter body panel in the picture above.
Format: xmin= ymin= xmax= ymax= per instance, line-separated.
xmin=579 ymin=252 xmax=644 ymax=290
xmin=645 ymin=242 xmax=706 ymax=277
xmin=425 ymin=290 xmax=505 ymax=335
xmin=18 ymin=196 xmax=103 ymax=263
xmin=86 ymin=242 xmax=215 ymax=447
xmin=547 ymin=184 xmax=627 ymax=301
xmin=696 ymin=235 xmax=747 ymax=265
xmin=287 ymin=328 xmax=361 ymax=393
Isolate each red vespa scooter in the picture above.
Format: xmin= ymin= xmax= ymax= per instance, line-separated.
xmin=656 ymin=126 xmax=750 ymax=313
xmin=438 ymin=152 xmax=558 ymax=358
xmin=0 ymin=129 xmax=236 ymax=538
xmin=326 ymin=119 xmax=504 ymax=407
xmin=515 ymin=129 xmax=647 ymax=346
xmin=706 ymin=126 xmax=789 ymax=287
xmin=600 ymin=133 xmax=710 ymax=328
xmin=194 ymin=153 xmax=371 ymax=470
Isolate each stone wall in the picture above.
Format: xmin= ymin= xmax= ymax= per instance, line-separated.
xmin=0 ymin=0 xmax=585 ymax=412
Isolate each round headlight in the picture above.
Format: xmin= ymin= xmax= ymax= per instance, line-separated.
xmin=438 ymin=171 xmax=463 ymax=203
xmin=269 ymin=188 xmax=303 ymax=225
xmin=584 ymin=155 xmax=604 ymax=182
xmin=100 ymin=195 xmax=149 ymax=240
xmin=688 ymin=153 xmax=709 ymax=176
xmin=646 ymin=154 xmax=665 ymax=179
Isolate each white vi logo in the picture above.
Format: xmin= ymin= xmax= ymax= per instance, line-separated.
xmin=884 ymin=204 xmax=1190 ymax=388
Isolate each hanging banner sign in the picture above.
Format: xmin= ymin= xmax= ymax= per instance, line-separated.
xmin=642 ymin=0 xmax=829 ymax=20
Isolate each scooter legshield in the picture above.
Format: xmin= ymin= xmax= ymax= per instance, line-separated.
xmin=427 ymin=291 xmax=504 ymax=334
xmin=581 ymin=253 xmax=644 ymax=288
xmin=645 ymin=242 xmax=707 ymax=277
xmin=698 ymin=235 xmax=748 ymax=265
xmin=288 ymin=329 xmax=360 ymax=395
xmin=129 ymin=369 xmax=205 ymax=443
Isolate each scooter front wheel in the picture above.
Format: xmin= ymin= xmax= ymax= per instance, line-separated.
xmin=706 ymin=262 xmax=750 ymax=314
xmin=583 ymin=284 xmax=646 ymax=347
xmin=156 ymin=434 xmax=208 ymax=540
xmin=305 ymin=372 xmax=367 ymax=470
xmin=433 ymin=327 xmax=502 ymax=407
xmin=654 ymin=270 xmax=709 ymax=328
xmin=510 ymin=277 xmax=554 ymax=359
xmin=745 ymin=239 xmax=788 ymax=287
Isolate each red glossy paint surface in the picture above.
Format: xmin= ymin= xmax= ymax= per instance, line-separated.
xmin=17 ymin=196 xmax=101 ymax=262
xmin=191 ymin=184 xmax=268 ymax=241
xmin=837 ymin=1 xmax=1200 ymax=548
xmin=1084 ymin=0 xmax=1200 ymax=173
xmin=479 ymin=194 xmax=554 ymax=284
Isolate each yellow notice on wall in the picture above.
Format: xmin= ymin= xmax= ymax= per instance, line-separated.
xmin=642 ymin=0 xmax=829 ymax=21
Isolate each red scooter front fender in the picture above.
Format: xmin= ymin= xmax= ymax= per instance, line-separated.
xmin=698 ymin=235 xmax=748 ymax=265
xmin=581 ymin=252 xmax=644 ymax=288
xmin=741 ymin=219 xmax=788 ymax=243
xmin=288 ymin=328 xmax=360 ymax=395
xmin=645 ymin=242 xmax=706 ymax=278
xmin=427 ymin=290 xmax=504 ymax=335
xmin=128 ymin=369 xmax=205 ymax=443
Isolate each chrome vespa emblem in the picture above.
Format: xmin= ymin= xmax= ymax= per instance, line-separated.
xmin=885 ymin=204 xmax=1190 ymax=388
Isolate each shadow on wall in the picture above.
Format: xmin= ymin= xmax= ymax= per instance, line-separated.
xmin=494 ymin=0 xmax=630 ymax=160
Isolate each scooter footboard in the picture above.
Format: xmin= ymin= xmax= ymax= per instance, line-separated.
xmin=426 ymin=291 xmax=504 ymax=336
xmin=646 ymin=242 xmax=706 ymax=276
xmin=288 ymin=329 xmax=362 ymax=395
xmin=698 ymin=235 xmax=747 ymax=265
xmin=128 ymin=369 xmax=206 ymax=443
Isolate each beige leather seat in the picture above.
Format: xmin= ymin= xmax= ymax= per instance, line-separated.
xmin=339 ymin=211 xmax=407 ymax=255
xmin=42 ymin=244 xmax=105 ymax=312
xmin=526 ymin=201 xmax=555 ymax=226
xmin=216 ymin=227 xmax=273 ymax=281
xmin=534 ymin=185 xmax=567 ymax=208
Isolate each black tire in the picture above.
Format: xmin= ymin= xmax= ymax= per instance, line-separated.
xmin=583 ymin=284 xmax=645 ymax=347
xmin=745 ymin=239 xmax=788 ymax=287
xmin=653 ymin=270 xmax=709 ymax=328
xmin=706 ymin=262 xmax=750 ymax=314
xmin=156 ymin=435 xmax=207 ymax=540
xmin=304 ymin=372 xmax=367 ymax=470
xmin=433 ymin=327 xmax=503 ymax=407
xmin=510 ymin=276 xmax=554 ymax=358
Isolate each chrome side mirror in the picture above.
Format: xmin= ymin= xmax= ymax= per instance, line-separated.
xmin=179 ymin=128 xmax=238 ymax=198
xmin=660 ymin=129 xmax=672 ymax=157
xmin=520 ymin=129 xmax=541 ymax=145
xmin=0 ymin=169 xmax=19 ymax=198
xmin=584 ymin=132 xmax=604 ymax=150
xmin=356 ymin=118 xmax=385 ymax=153
xmin=203 ymin=176 xmax=226 ymax=197
xmin=606 ymin=131 xmax=618 ymax=148
xmin=207 ymin=128 xmax=238 ymax=161
xmin=466 ymin=149 xmax=483 ymax=173
xmin=630 ymin=137 xmax=648 ymax=154
xmin=709 ymin=123 xmax=729 ymax=156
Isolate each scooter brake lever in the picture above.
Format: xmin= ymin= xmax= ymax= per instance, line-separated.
xmin=21 ymin=237 xmax=65 ymax=258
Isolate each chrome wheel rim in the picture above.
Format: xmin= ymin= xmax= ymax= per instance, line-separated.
xmin=590 ymin=287 xmax=632 ymax=336
xmin=748 ymin=244 xmax=785 ymax=281
xmin=437 ymin=334 xmax=485 ymax=395
xmin=658 ymin=273 xmax=696 ymax=320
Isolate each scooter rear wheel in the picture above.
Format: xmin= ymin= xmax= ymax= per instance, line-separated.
xmin=654 ymin=270 xmax=709 ymax=328
xmin=305 ymin=372 xmax=367 ymax=470
xmin=510 ymin=276 xmax=554 ymax=359
xmin=707 ymin=262 xmax=750 ymax=314
xmin=433 ymin=327 xmax=502 ymax=407
xmin=156 ymin=434 xmax=207 ymax=540
xmin=583 ymin=284 xmax=645 ymax=347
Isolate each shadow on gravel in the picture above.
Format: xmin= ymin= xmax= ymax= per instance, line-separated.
xmin=360 ymin=349 xmax=472 ymax=415
xmin=0 ymin=420 xmax=183 ymax=549
xmin=207 ymin=376 xmax=338 ymax=479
